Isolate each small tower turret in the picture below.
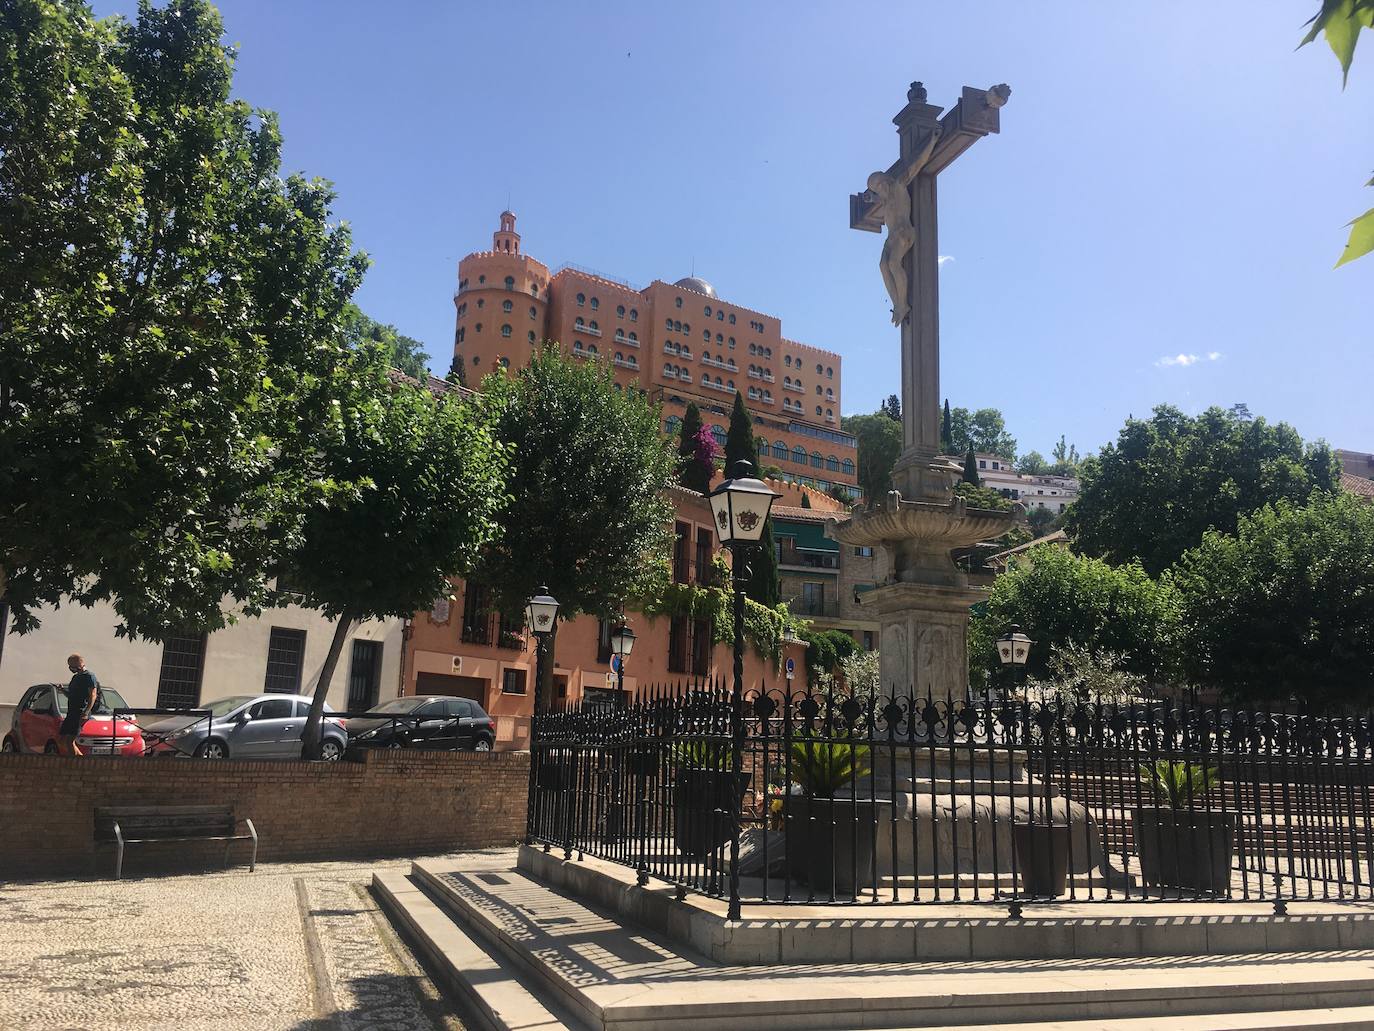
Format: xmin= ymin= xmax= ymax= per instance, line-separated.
xmin=493 ymin=210 xmax=520 ymax=255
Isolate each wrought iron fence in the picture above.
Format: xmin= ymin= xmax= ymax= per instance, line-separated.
xmin=527 ymin=681 xmax=1374 ymax=917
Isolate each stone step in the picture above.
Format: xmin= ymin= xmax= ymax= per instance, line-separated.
xmin=372 ymin=870 xmax=575 ymax=1031
xmin=404 ymin=858 xmax=1374 ymax=1030
xmin=907 ymin=1007 xmax=1374 ymax=1030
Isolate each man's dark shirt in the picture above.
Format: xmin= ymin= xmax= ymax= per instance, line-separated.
xmin=66 ymin=670 xmax=98 ymax=719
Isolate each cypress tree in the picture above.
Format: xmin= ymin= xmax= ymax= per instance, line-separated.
xmin=962 ymin=446 xmax=981 ymax=486
xmin=941 ymin=399 xmax=953 ymax=454
xmin=678 ymin=402 xmax=712 ymax=494
xmin=800 ymin=492 xmax=811 ymax=509
xmin=724 ymin=392 xmax=780 ymax=606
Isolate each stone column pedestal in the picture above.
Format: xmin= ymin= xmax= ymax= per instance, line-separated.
xmin=859 ymin=580 xmax=983 ymax=697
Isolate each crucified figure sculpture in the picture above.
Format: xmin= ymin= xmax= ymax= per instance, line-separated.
xmin=865 ymin=125 xmax=941 ymax=325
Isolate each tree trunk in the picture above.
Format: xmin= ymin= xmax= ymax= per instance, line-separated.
xmin=302 ymin=611 xmax=356 ymax=759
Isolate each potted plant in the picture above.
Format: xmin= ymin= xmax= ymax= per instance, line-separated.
xmin=1134 ymin=760 xmax=1235 ymax=892
xmin=671 ymin=739 xmax=749 ymax=858
xmin=783 ymin=737 xmax=880 ymax=894
xmin=1011 ymin=730 xmax=1072 ymax=898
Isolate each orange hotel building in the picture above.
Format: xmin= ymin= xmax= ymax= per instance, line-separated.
xmin=402 ymin=213 xmax=856 ymax=749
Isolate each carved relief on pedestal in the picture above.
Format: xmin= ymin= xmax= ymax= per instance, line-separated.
xmin=916 ymin=623 xmax=955 ymax=695
xmin=880 ymin=619 xmax=910 ymax=693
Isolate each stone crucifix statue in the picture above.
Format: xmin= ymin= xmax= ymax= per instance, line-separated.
xmin=865 ymin=125 xmax=942 ymax=326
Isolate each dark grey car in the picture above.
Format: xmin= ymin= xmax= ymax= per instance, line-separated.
xmin=144 ymin=694 xmax=348 ymax=760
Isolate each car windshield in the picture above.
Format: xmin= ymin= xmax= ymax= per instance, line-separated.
xmin=56 ymin=686 xmax=129 ymax=715
xmin=365 ymin=697 xmax=426 ymax=715
xmin=204 ymin=696 xmax=255 ymax=718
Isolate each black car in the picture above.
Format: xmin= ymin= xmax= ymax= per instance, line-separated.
xmin=346 ymin=695 xmax=496 ymax=752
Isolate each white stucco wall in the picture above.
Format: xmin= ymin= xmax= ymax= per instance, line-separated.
xmin=0 ymin=600 xmax=403 ymax=729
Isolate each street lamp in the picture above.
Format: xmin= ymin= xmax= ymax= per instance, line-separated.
xmin=707 ymin=460 xmax=780 ymax=919
xmin=524 ymin=586 xmax=559 ymax=848
xmin=609 ymin=622 xmax=636 ymax=699
xmin=996 ymin=623 xmax=1033 ymax=698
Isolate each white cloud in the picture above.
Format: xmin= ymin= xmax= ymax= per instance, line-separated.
xmin=937 ymin=255 xmax=954 ymax=266
xmin=1156 ymin=351 xmax=1223 ymax=369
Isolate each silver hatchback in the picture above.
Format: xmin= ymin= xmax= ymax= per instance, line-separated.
xmin=144 ymin=694 xmax=348 ymax=761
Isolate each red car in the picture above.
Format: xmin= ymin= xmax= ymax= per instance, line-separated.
xmin=2 ymin=683 xmax=145 ymax=756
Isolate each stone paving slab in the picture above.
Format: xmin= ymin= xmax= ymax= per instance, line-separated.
xmin=413 ymin=858 xmax=1374 ymax=1030
xmin=0 ymin=849 xmax=516 ymax=1030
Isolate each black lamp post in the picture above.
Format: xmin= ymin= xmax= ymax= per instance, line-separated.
xmin=609 ymin=621 xmax=636 ymax=701
xmin=996 ymin=623 xmax=1033 ymax=699
xmin=524 ymin=586 xmax=559 ymax=847
xmin=707 ymin=459 xmax=780 ymax=920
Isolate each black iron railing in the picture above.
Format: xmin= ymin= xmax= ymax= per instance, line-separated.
xmin=527 ymin=682 xmax=1374 ymax=917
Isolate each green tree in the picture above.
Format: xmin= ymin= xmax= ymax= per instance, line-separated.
xmin=1017 ymin=451 xmax=1049 ymax=475
xmin=676 ymin=401 xmax=715 ymax=494
xmin=800 ymin=493 xmax=811 ymax=509
xmin=881 ymin=394 xmax=901 ymax=422
xmin=473 ymin=347 xmax=676 ymax=707
xmin=0 ymin=0 xmax=367 ymax=638
xmin=282 ymin=352 xmax=507 ymax=756
xmin=1169 ymin=493 xmax=1374 ymax=707
xmin=968 ymin=546 xmax=1180 ymax=688
xmin=940 ymin=398 xmax=954 ymax=453
xmin=725 ymin=391 xmax=779 ymax=606
xmin=1026 ymin=505 xmax=1058 ymax=537
xmin=946 ymin=406 xmax=1016 ymax=461
xmin=341 ymin=306 xmax=430 ymax=382
xmin=962 ymin=447 xmax=981 ymax=486
xmin=1066 ymin=405 xmax=1340 ymax=576
xmin=1301 ymin=0 xmax=1374 ymax=265
xmin=1050 ymin=435 xmax=1080 ymax=476
xmin=842 ymin=411 xmax=902 ymax=506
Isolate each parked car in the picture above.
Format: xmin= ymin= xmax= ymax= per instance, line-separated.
xmin=143 ymin=694 xmax=348 ymax=761
xmin=346 ymin=696 xmax=496 ymax=752
xmin=2 ymin=683 xmax=145 ymax=756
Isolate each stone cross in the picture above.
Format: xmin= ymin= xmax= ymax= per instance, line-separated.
xmin=851 ymin=81 xmax=1010 ymax=501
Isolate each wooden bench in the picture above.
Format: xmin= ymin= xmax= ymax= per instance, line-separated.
xmin=94 ymin=805 xmax=258 ymax=880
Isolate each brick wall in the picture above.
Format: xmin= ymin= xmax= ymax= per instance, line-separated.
xmin=0 ymin=749 xmax=529 ymax=878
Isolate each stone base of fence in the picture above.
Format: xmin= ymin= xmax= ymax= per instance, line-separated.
xmin=0 ymin=749 xmax=529 ymax=879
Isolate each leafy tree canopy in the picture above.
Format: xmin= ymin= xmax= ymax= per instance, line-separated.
xmin=841 ymin=411 xmax=902 ymax=506
xmin=473 ymin=346 xmax=676 ymax=625
xmin=1065 ymin=405 xmax=1339 ymax=576
xmin=947 ymin=406 xmax=1017 ymax=462
xmin=1168 ymin=492 xmax=1374 ymax=708
xmin=676 ymin=401 xmax=716 ymax=494
xmin=969 ymin=546 xmax=1180 ymax=688
xmin=0 ymin=0 xmax=367 ymax=637
xmin=341 ymin=306 xmax=430 ymax=382
xmin=1017 ymin=451 xmax=1049 ymax=475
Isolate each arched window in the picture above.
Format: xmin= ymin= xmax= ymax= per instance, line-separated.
xmin=811 ymin=451 xmax=823 ymax=468
xmin=714 ymin=376 xmax=723 ymax=386
xmin=590 ymin=297 xmax=599 ymax=310
xmin=683 ymin=323 xmax=690 ymax=333
xmin=456 ymin=328 xmax=465 ymax=343
xmin=826 ymin=455 xmax=839 ymax=472
xmin=712 ymin=425 xmax=727 ymax=446
xmin=471 ymin=354 xmax=481 ymax=366
xmin=613 ymin=382 xmax=622 ymax=392
xmin=826 ymin=387 xmax=834 ymax=398
xmin=703 ymin=330 xmax=710 ymax=341
xmin=772 ymin=440 xmax=788 ymax=460
xmin=675 ymin=297 xmax=683 ymax=308
xmin=502 ymin=300 xmax=513 ymax=312
xmin=504 ymin=276 xmax=515 ymax=290
xmin=528 ymin=330 xmax=536 ymax=343
xmin=501 ymin=324 xmax=512 ymax=338
xmin=729 ymin=313 xmax=736 ymax=325
xmin=826 ymin=367 xmax=833 ymax=377
xmin=755 ymin=436 xmax=768 ymax=455
xmin=629 ymin=309 xmax=638 ymax=322
xmin=674 ymin=320 xmax=682 ymax=332
xmin=716 ymin=310 xmax=724 ymax=321
xmin=665 ymin=416 xmax=682 ymax=434
xmin=816 ymin=385 xmax=822 ymax=395
xmin=764 ymin=347 xmax=771 ymax=357
xmin=628 ymin=332 xmax=637 ymax=343
xmin=588 ymin=344 xmax=597 ymax=355
xmin=475 ymin=322 xmax=483 ymax=333
xmin=826 ymin=408 xmax=833 ymax=418
xmin=499 ymin=356 xmax=510 ymax=369
xmin=701 ymin=373 xmax=709 ymax=384
xmin=792 ymin=445 xmax=807 ymax=463
xmin=616 ymin=352 xmax=624 ymax=362
xmin=529 ymin=306 xmax=537 ymax=318
xmin=763 ymin=390 xmax=772 ymax=402
xmin=589 ymin=321 xmax=599 ymax=332
xmin=575 ymin=317 xmax=585 ymax=330
xmin=727 ymin=379 xmax=734 ymax=389
xmin=816 ymin=363 xmax=823 ymax=374
xmin=816 ymin=405 xmax=823 ymax=415
xmin=476 ymin=298 xmax=485 ymax=308
xmin=749 ymin=343 xmax=757 ymax=355
xmin=785 ymin=355 xmax=792 ymax=366
xmin=716 ymin=333 xmax=723 ymax=343
xmin=666 ymin=318 xmax=674 ymax=330
xmin=704 ymin=305 xmax=712 ymax=317
xmin=617 ymin=304 xmax=625 ymax=317
xmin=728 ymin=337 xmax=735 ymax=348
xmin=842 ymin=458 xmax=855 ymax=476
xmin=530 ymin=284 xmax=539 ymax=298
xmin=478 ymin=274 xmax=486 ymax=284
xmin=748 ymin=387 xmax=759 ymax=400
xmin=576 ymin=292 xmax=585 ymax=306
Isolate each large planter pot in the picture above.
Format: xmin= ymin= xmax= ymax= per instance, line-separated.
xmin=1133 ymin=807 xmax=1236 ymax=892
xmin=537 ymin=756 xmax=574 ymax=791
xmin=1011 ymin=822 xmax=1071 ymax=898
xmin=785 ymin=796 xmax=882 ymax=895
xmin=673 ymin=769 xmax=750 ymax=858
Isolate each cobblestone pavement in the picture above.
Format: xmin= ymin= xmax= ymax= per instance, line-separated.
xmin=0 ymin=850 xmax=517 ymax=1031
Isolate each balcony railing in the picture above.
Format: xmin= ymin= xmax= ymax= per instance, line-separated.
xmin=701 ymin=379 xmax=735 ymax=393
xmin=573 ymin=324 xmax=602 ymax=337
xmin=461 ymin=613 xmax=525 ymax=649
xmin=614 ymin=335 xmax=640 ymax=348
xmin=701 ymin=356 xmax=736 ymax=371
xmin=612 ymin=357 xmax=639 ymax=370
xmin=786 ymin=595 xmax=840 ymax=618
xmin=762 ymin=373 xmax=775 ymax=382
xmin=783 ymin=381 xmax=804 ymax=393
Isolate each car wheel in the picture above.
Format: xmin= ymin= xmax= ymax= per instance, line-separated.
xmin=386 ymin=738 xmax=404 ymax=750
xmin=473 ymin=738 xmax=492 ymax=752
xmin=1 ymin=736 xmax=16 ymax=753
xmin=44 ymin=740 xmax=58 ymax=754
xmin=197 ymin=739 xmax=228 ymax=760
xmin=318 ymin=739 xmax=343 ymax=762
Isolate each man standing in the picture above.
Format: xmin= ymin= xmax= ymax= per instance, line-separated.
xmin=58 ymin=653 xmax=98 ymax=757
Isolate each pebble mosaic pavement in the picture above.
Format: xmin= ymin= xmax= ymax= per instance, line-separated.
xmin=0 ymin=850 xmax=516 ymax=1030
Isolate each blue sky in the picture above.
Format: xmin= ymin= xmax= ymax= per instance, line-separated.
xmin=97 ymin=2 xmax=1372 ymax=459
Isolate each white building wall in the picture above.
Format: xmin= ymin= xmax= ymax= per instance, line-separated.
xmin=0 ymin=600 xmax=403 ymax=728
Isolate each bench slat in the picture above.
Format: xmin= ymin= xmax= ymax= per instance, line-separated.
xmin=96 ymin=805 xmax=233 ymax=817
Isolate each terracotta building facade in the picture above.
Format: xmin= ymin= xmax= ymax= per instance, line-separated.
xmin=453 ymin=212 xmax=859 ymax=498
